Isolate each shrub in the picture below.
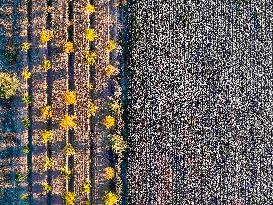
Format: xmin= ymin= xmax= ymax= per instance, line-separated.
xmin=22 ymin=145 xmax=29 ymax=155
xmin=15 ymin=172 xmax=26 ymax=182
xmin=20 ymin=193 xmax=29 ymax=200
xmin=21 ymin=42 xmax=30 ymax=52
xmin=4 ymin=49 xmax=18 ymax=63
xmin=87 ymin=83 xmax=93 ymax=90
xmin=109 ymin=100 xmax=121 ymax=113
xmin=81 ymin=201 xmax=91 ymax=205
xmin=0 ymin=72 xmax=19 ymax=100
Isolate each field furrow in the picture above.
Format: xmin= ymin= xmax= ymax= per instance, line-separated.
xmin=92 ymin=1 xmax=116 ymax=204
xmin=73 ymin=0 xmax=90 ymax=203
xmin=50 ymin=0 xmax=68 ymax=203
xmin=31 ymin=0 xmax=48 ymax=203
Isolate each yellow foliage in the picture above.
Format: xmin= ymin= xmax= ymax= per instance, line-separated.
xmin=110 ymin=100 xmax=121 ymax=112
xmin=83 ymin=51 xmax=96 ymax=65
xmin=40 ymin=29 xmax=53 ymax=44
xmin=0 ymin=72 xmax=19 ymax=99
xmin=15 ymin=172 xmax=26 ymax=182
xmin=88 ymin=101 xmax=98 ymax=117
xmin=46 ymin=6 xmax=53 ymax=13
xmin=44 ymin=156 xmax=53 ymax=171
xmin=110 ymin=100 xmax=121 ymax=114
xmin=41 ymin=105 xmax=52 ymax=120
xmin=41 ymin=130 xmax=53 ymax=144
xmin=21 ymin=42 xmax=30 ymax=52
xmin=105 ymin=65 xmax=119 ymax=77
xmin=84 ymin=4 xmax=95 ymax=14
xmin=85 ymin=28 xmax=96 ymax=42
xmin=102 ymin=115 xmax=115 ymax=129
xmin=20 ymin=193 xmax=29 ymax=200
xmin=22 ymin=146 xmax=29 ymax=155
xmin=60 ymin=167 xmax=72 ymax=179
xmin=64 ymin=143 xmax=75 ymax=156
xmin=64 ymin=191 xmax=76 ymax=205
xmin=60 ymin=114 xmax=76 ymax=130
xmin=114 ymin=86 xmax=122 ymax=98
xmin=87 ymin=83 xmax=93 ymax=90
xmin=42 ymin=59 xmax=51 ymax=71
xmin=42 ymin=182 xmax=52 ymax=193
xmin=22 ymin=69 xmax=31 ymax=80
xmin=104 ymin=167 xmax=115 ymax=180
xmin=106 ymin=40 xmax=116 ymax=52
xmin=64 ymin=41 xmax=74 ymax=54
xmin=121 ymin=0 xmax=128 ymax=5
xmin=64 ymin=90 xmax=77 ymax=105
xmin=103 ymin=191 xmax=119 ymax=205
xmin=22 ymin=93 xmax=31 ymax=105
xmin=82 ymin=180 xmax=91 ymax=193
xmin=22 ymin=117 xmax=30 ymax=129
xmin=111 ymin=135 xmax=127 ymax=155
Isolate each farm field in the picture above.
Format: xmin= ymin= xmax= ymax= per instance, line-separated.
xmin=0 ymin=0 xmax=128 ymax=204
xmin=126 ymin=1 xmax=273 ymax=204
xmin=1 ymin=0 xmax=273 ymax=205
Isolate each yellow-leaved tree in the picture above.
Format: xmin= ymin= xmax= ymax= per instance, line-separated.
xmin=60 ymin=114 xmax=76 ymax=130
xmin=85 ymin=28 xmax=96 ymax=42
xmin=102 ymin=115 xmax=115 ymax=129
xmin=40 ymin=29 xmax=53 ymax=44
xmin=41 ymin=105 xmax=52 ymax=120
xmin=64 ymin=42 xmax=74 ymax=54
xmin=106 ymin=40 xmax=116 ymax=52
xmin=111 ymin=135 xmax=127 ymax=156
xmin=64 ymin=90 xmax=77 ymax=105
xmin=104 ymin=167 xmax=115 ymax=180
xmin=103 ymin=191 xmax=119 ymax=205
xmin=84 ymin=4 xmax=95 ymax=14
xmin=88 ymin=101 xmax=98 ymax=117
xmin=64 ymin=192 xmax=76 ymax=205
